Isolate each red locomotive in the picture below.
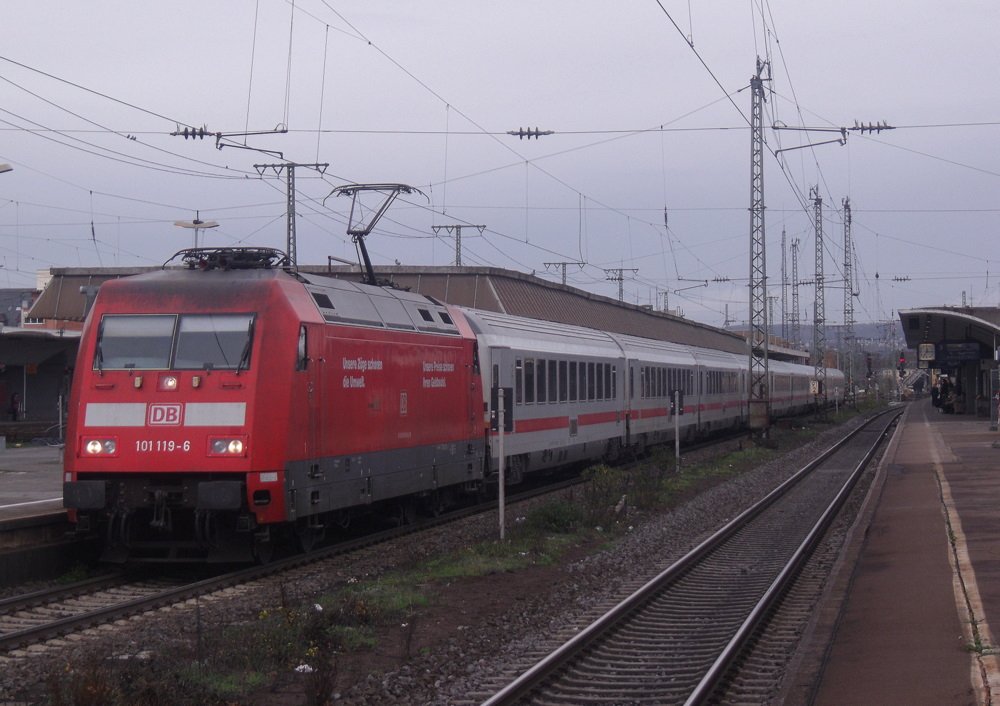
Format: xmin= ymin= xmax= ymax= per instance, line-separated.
xmin=63 ymin=248 xmax=485 ymax=561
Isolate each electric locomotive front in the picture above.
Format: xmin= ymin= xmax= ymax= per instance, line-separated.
xmin=63 ymin=251 xmax=307 ymax=561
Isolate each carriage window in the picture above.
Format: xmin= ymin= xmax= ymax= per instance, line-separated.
xmin=596 ymin=363 xmax=604 ymax=400
xmin=548 ymin=360 xmax=558 ymax=403
xmin=587 ymin=362 xmax=596 ymax=400
xmin=524 ymin=359 xmax=535 ymax=404
xmin=515 ymin=359 xmax=523 ymax=404
xmin=95 ymin=314 xmax=175 ymax=370
xmin=559 ymin=360 xmax=568 ymax=402
xmin=606 ymin=364 xmax=613 ymax=400
xmin=174 ymin=314 xmax=255 ymax=370
xmin=537 ymin=358 xmax=547 ymax=402
xmin=569 ymin=361 xmax=578 ymax=401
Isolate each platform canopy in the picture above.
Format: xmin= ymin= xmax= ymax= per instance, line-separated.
xmin=899 ymin=307 xmax=1000 ymax=367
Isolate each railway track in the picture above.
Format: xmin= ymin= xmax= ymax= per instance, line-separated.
xmin=0 ymin=473 xmax=589 ymax=655
xmin=0 ymin=570 xmax=211 ymax=652
xmin=0 ymin=422 xmax=762 ymax=656
xmin=0 ymin=421 xmax=834 ymax=659
xmin=480 ymin=408 xmax=902 ymax=706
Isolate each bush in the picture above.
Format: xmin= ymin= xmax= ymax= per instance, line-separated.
xmin=581 ymin=464 xmax=627 ymax=529
xmin=524 ymin=500 xmax=585 ymax=534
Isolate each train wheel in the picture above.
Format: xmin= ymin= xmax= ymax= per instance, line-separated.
xmin=429 ymin=489 xmax=449 ymax=516
xmin=296 ymin=523 xmax=325 ymax=553
xmin=396 ymin=500 xmax=417 ymax=526
xmin=604 ymin=438 xmax=624 ymax=464
xmin=253 ymin=533 xmax=275 ymax=564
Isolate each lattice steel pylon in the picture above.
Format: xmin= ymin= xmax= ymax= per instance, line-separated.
xmin=748 ymin=58 xmax=770 ymax=436
xmin=780 ymin=228 xmax=788 ymax=343
xmin=811 ymin=186 xmax=827 ymax=406
xmin=254 ymin=162 xmax=329 ymax=266
xmin=842 ymin=197 xmax=855 ymax=406
xmin=791 ymin=238 xmax=801 ymax=347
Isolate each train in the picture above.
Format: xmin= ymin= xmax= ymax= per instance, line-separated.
xmin=62 ymin=247 xmax=845 ymax=562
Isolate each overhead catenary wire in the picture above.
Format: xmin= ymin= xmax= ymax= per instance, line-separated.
xmin=0 ymin=6 xmax=991 ymax=322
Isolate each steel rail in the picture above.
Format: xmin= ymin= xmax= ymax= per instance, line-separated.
xmin=0 ymin=426 xmax=812 ymax=654
xmin=0 ymin=474 xmax=586 ymax=653
xmin=685 ymin=408 xmax=901 ymax=704
xmin=481 ymin=408 xmax=902 ymax=706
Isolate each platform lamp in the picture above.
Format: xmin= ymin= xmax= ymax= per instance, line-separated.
xmin=173 ymin=211 xmax=219 ymax=249
xmin=0 ymin=163 xmax=12 ymax=174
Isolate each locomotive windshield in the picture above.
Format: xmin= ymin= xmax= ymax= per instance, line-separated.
xmin=94 ymin=313 xmax=255 ymax=371
xmin=174 ymin=314 xmax=254 ymax=370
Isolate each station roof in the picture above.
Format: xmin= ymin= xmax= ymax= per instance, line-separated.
xmin=26 ymin=262 xmax=777 ymax=358
xmin=899 ymin=307 xmax=1000 ymax=355
xmin=26 ymin=268 xmax=154 ymax=323
xmin=0 ymin=326 xmax=79 ymax=366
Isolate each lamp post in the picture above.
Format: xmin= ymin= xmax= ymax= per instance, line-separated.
xmin=173 ymin=211 xmax=219 ymax=249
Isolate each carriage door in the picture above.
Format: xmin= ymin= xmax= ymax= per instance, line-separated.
xmin=625 ymin=362 xmax=635 ymax=447
xmin=696 ymin=368 xmax=703 ymax=431
xmin=302 ymin=324 xmax=324 ymax=467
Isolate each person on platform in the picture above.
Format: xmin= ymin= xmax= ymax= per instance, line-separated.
xmin=8 ymin=391 xmax=20 ymax=421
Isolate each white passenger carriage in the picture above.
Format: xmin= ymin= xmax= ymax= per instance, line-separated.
xmin=690 ymin=347 xmax=749 ymax=433
xmin=614 ymin=334 xmax=699 ymax=452
xmin=461 ymin=306 xmax=843 ymax=483
xmin=462 ymin=308 xmax=626 ymax=482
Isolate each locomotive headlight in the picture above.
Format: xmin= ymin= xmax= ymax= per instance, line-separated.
xmin=84 ymin=438 xmax=117 ymax=455
xmin=158 ymin=375 xmax=179 ymax=391
xmin=208 ymin=436 xmax=247 ymax=457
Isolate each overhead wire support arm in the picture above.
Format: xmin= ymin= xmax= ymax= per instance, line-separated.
xmin=171 ymin=124 xmax=289 ymax=158
xmin=253 ymin=162 xmax=329 ymax=267
xmin=772 ymin=122 xmax=848 ymax=155
xmin=604 ymin=268 xmax=639 ymax=302
xmin=543 ymin=261 xmax=585 ymax=285
xmin=673 ymin=282 xmax=708 ymax=293
xmin=432 ymin=224 xmax=487 ymax=267
xmin=772 ymin=119 xmax=895 ymax=156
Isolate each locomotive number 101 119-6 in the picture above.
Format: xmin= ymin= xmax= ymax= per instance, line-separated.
xmin=135 ymin=439 xmax=191 ymax=453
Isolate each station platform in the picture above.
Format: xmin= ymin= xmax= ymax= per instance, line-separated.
xmin=0 ymin=442 xmax=65 ymax=525
xmin=786 ymin=398 xmax=1000 ymax=705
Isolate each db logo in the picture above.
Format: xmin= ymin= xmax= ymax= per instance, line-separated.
xmin=148 ymin=403 xmax=183 ymax=426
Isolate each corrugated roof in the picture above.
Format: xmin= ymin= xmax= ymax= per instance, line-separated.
xmin=309 ymin=265 xmax=748 ymax=355
xmin=26 ymin=268 xmax=156 ymax=322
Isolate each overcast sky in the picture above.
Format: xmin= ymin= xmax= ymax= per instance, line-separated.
xmin=0 ymin=1 xmax=996 ymax=332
